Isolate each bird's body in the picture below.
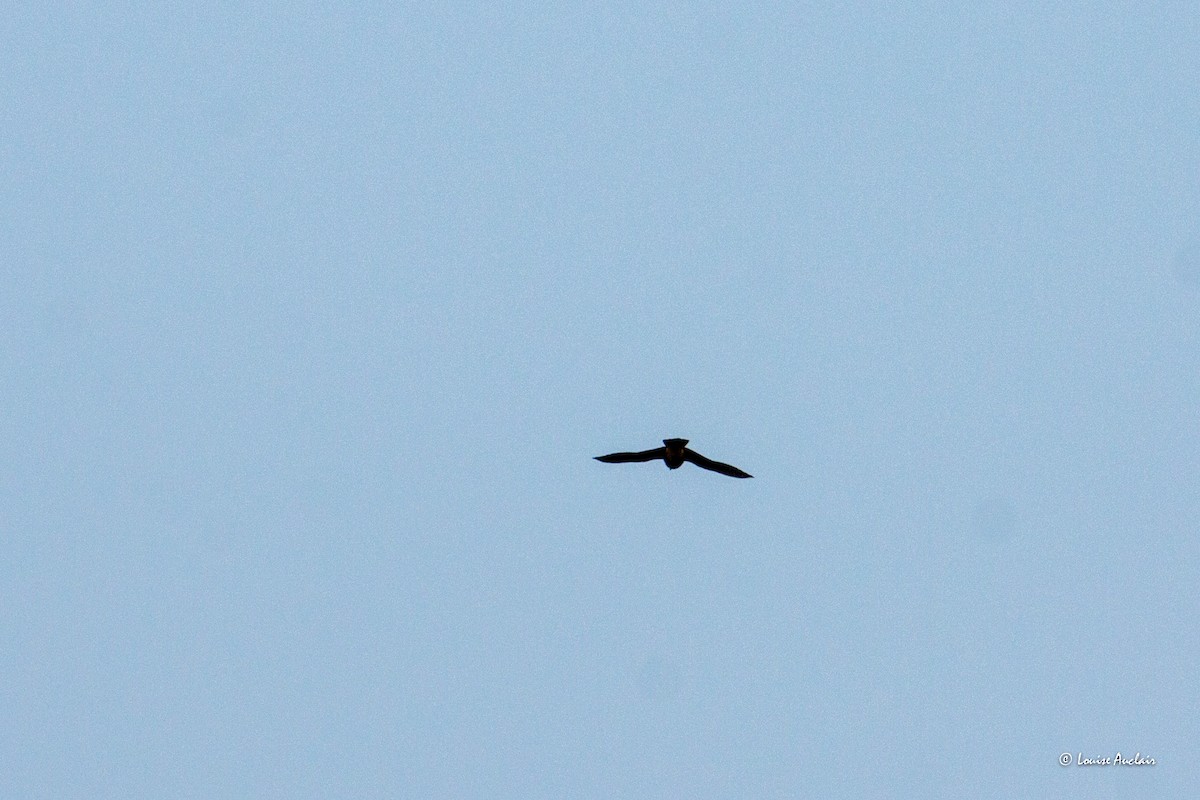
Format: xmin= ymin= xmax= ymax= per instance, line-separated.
xmin=594 ymin=438 xmax=752 ymax=478
xmin=661 ymin=437 xmax=687 ymax=469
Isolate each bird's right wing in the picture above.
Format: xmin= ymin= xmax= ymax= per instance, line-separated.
xmin=594 ymin=447 xmax=666 ymax=463
xmin=682 ymin=448 xmax=753 ymax=478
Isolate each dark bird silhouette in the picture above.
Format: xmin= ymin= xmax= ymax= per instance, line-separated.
xmin=594 ymin=438 xmax=752 ymax=478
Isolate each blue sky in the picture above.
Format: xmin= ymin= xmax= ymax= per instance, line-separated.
xmin=3 ymin=4 xmax=1198 ymax=798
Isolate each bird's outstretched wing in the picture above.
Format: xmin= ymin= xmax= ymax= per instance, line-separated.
xmin=594 ymin=447 xmax=667 ymax=464
xmin=683 ymin=448 xmax=753 ymax=478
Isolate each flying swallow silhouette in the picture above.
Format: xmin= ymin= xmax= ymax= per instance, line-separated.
xmin=594 ymin=438 xmax=752 ymax=478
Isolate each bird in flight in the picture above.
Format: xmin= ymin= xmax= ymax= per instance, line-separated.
xmin=594 ymin=438 xmax=752 ymax=478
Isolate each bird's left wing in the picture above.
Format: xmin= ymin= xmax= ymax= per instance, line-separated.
xmin=682 ymin=448 xmax=753 ymax=478
xmin=594 ymin=447 xmax=666 ymax=463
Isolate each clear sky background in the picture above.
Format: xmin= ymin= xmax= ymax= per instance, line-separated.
xmin=3 ymin=3 xmax=1198 ymax=798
